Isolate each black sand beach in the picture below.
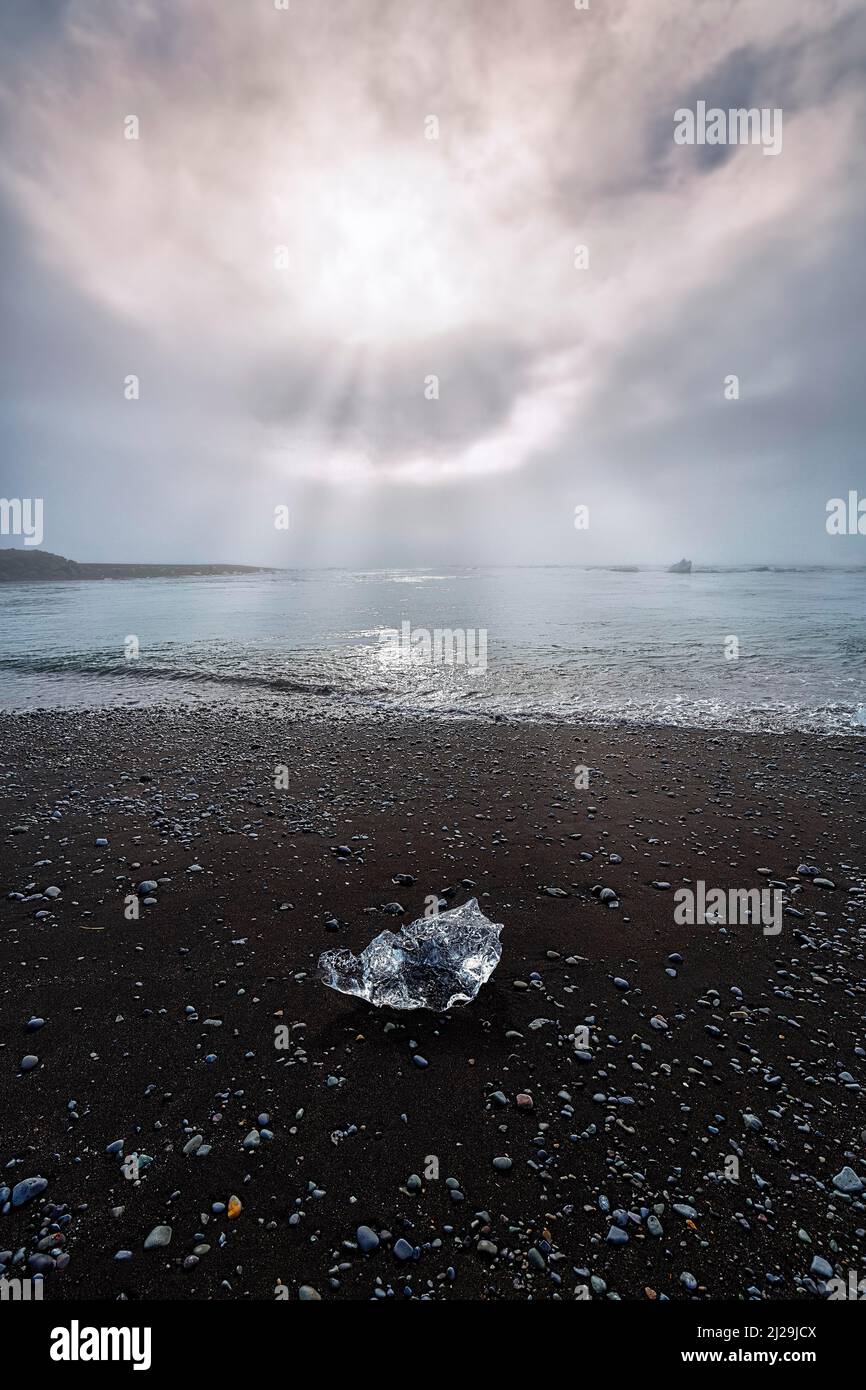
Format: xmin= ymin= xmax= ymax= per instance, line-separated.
xmin=1 ymin=708 xmax=865 ymax=1301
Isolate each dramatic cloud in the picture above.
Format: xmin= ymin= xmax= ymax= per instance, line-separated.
xmin=0 ymin=0 xmax=864 ymax=563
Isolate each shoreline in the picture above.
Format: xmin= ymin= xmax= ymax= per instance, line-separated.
xmin=1 ymin=708 xmax=864 ymax=1300
xmin=3 ymin=697 xmax=865 ymax=739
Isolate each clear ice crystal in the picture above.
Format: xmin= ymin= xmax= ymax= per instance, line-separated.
xmin=317 ymin=898 xmax=504 ymax=1011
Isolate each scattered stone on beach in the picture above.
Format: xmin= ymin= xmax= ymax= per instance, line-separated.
xmin=144 ymin=1225 xmax=172 ymax=1249
xmin=832 ymin=1166 xmax=864 ymax=1194
xmin=356 ymin=1225 xmax=379 ymax=1253
xmin=11 ymin=1177 xmax=48 ymax=1207
xmin=3 ymin=708 xmax=865 ymax=1303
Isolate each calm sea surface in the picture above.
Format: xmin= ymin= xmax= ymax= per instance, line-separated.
xmin=1 ymin=566 xmax=864 ymax=733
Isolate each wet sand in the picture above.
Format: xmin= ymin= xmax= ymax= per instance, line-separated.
xmin=1 ymin=708 xmax=864 ymax=1301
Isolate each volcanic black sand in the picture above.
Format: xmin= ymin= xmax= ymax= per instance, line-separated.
xmin=1 ymin=707 xmax=865 ymax=1301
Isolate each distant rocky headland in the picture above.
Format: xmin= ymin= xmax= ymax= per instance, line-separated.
xmin=0 ymin=549 xmax=277 ymax=582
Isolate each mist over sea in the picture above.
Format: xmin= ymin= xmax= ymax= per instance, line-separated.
xmin=1 ymin=565 xmax=864 ymax=733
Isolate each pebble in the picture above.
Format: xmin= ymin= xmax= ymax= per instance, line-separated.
xmin=356 ymin=1225 xmax=379 ymax=1253
xmin=11 ymin=1177 xmax=48 ymax=1207
xmin=144 ymin=1225 xmax=172 ymax=1249
xmin=832 ymin=1166 xmax=864 ymax=1195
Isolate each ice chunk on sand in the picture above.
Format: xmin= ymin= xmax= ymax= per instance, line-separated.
xmin=318 ymin=898 xmax=503 ymax=1011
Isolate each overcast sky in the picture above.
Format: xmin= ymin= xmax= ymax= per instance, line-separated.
xmin=1 ymin=0 xmax=865 ymax=566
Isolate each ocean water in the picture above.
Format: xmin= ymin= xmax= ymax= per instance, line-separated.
xmin=1 ymin=566 xmax=864 ymax=733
